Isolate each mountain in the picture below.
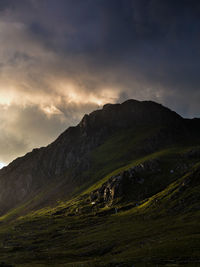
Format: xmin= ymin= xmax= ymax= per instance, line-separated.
xmin=0 ymin=100 xmax=188 ymax=214
xmin=0 ymin=99 xmax=200 ymax=266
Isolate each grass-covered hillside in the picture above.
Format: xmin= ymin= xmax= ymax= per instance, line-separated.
xmin=0 ymin=145 xmax=200 ymax=266
xmin=0 ymin=100 xmax=200 ymax=266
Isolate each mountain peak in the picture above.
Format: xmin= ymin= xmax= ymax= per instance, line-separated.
xmin=78 ymin=99 xmax=182 ymax=133
xmin=0 ymin=99 xmax=189 ymax=214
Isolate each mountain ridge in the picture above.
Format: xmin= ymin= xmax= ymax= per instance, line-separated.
xmin=0 ymin=99 xmax=199 ymax=265
xmin=0 ymin=99 xmax=199 ymax=216
xmin=0 ymin=99 xmax=184 ymax=173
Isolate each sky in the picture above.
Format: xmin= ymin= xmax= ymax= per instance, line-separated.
xmin=0 ymin=0 xmax=200 ymax=165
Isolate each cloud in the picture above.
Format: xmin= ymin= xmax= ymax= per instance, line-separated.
xmin=0 ymin=0 xmax=200 ymax=163
xmin=0 ymin=102 xmax=103 ymax=163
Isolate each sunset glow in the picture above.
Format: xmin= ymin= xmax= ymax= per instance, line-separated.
xmin=0 ymin=0 xmax=199 ymax=165
xmin=0 ymin=162 xmax=6 ymax=169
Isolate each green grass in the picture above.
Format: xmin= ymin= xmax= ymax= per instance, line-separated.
xmin=0 ymin=126 xmax=200 ymax=266
xmin=72 ymin=125 xmax=166 ymax=195
xmin=0 ymin=151 xmax=199 ymax=266
xmin=83 ymin=145 xmax=200 ymax=197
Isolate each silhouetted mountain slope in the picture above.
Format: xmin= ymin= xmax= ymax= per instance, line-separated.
xmin=0 ymin=99 xmax=199 ymax=215
xmin=0 ymin=100 xmax=200 ymax=266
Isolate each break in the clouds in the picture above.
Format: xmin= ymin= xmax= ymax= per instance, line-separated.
xmin=0 ymin=0 xmax=200 ymax=164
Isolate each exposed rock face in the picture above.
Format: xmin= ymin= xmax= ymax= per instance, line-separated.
xmin=90 ymin=159 xmax=160 ymax=205
xmin=0 ymin=99 xmax=197 ymax=214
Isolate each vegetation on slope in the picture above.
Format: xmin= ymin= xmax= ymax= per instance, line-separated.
xmin=0 ymin=146 xmax=199 ymax=266
xmin=0 ymin=101 xmax=199 ymax=266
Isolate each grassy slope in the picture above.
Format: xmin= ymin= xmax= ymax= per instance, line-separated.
xmin=0 ymin=146 xmax=199 ymax=266
xmin=0 ymin=125 xmax=166 ymax=218
xmin=0 ymin=125 xmax=199 ymax=266
xmin=72 ymin=124 xmax=186 ymax=196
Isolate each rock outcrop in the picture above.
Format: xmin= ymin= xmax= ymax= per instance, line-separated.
xmin=90 ymin=159 xmax=161 ymax=205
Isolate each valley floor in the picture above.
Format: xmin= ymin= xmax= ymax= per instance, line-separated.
xmin=0 ymin=147 xmax=200 ymax=266
xmin=0 ymin=190 xmax=200 ymax=266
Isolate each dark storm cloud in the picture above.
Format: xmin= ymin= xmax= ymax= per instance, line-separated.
xmin=0 ymin=0 xmax=200 ymax=163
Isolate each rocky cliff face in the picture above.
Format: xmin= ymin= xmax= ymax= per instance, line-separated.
xmin=90 ymin=159 xmax=161 ymax=205
xmin=0 ymin=99 xmax=196 ymax=214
